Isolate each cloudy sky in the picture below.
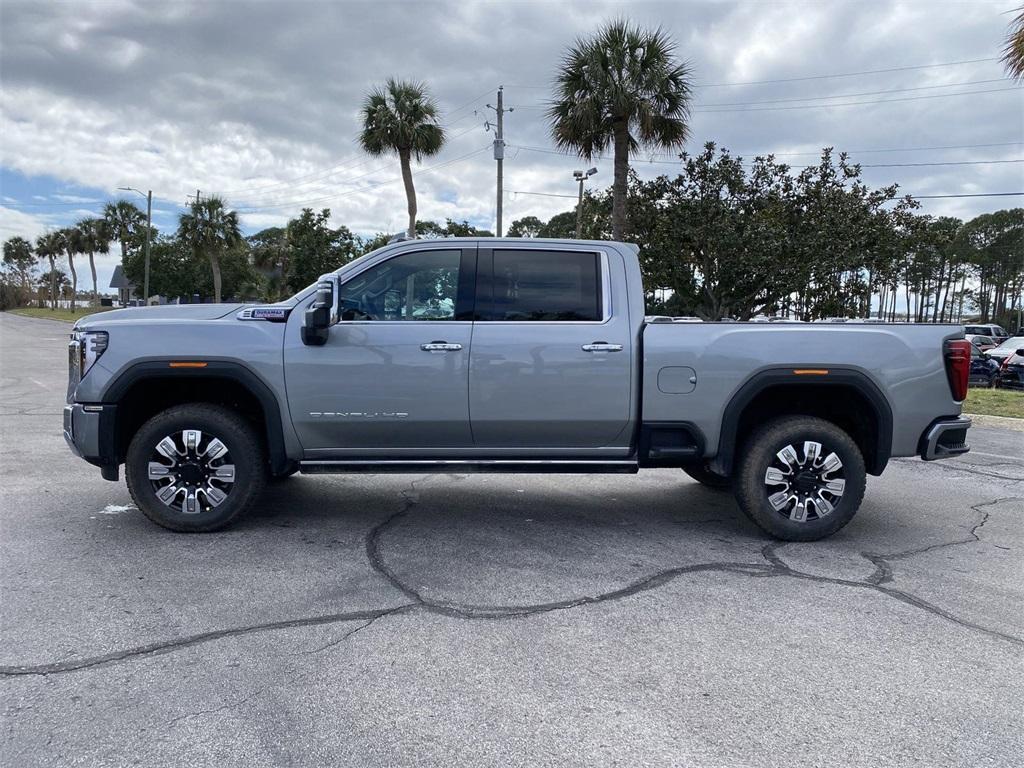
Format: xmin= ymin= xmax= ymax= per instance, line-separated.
xmin=1 ymin=0 xmax=1022 ymax=292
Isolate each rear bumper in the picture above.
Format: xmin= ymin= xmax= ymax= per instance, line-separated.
xmin=63 ymin=403 xmax=119 ymax=479
xmin=919 ymin=416 xmax=971 ymax=461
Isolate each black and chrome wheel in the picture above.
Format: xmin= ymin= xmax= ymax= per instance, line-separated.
xmin=126 ymin=403 xmax=265 ymax=532
xmin=734 ymin=416 xmax=866 ymax=541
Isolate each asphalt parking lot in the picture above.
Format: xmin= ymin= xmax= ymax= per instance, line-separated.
xmin=1 ymin=311 xmax=1022 ymax=767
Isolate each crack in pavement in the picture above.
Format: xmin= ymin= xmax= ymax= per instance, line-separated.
xmin=892 ymin=457 xmax=1024 ymax=483
xmin=167 ymin=687 xmax=266 ymax=728
xmin=3 ymin=482 xmax=1022 ymax=678
xmin=862 ymin=497 xmax=1013 ymax=585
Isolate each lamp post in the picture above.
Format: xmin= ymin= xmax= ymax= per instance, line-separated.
xmin=118 ymin=186 xmax=152 ymax=304
xmin=573 ymin=167 xmax=598 ymax=239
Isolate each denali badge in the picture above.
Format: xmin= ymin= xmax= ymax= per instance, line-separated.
xmin=310 ymin=412 xmax=409 ymax=418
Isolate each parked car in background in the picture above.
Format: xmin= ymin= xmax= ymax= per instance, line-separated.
xmin=995 ymin=348 xmax=1024 ymax=390
xmin=985 ymin=336 xmax=1024 ymax=364
xmin=965 ymin=324 xmax=1009 ymax=343
xmin=969 ymin=344 xmax=1000 ymax=387
xmin=966 ymin=334 xmax=997 ymax=352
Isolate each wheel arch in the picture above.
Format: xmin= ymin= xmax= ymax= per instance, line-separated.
xmin=101 ymin=361 xmax=291 ymax=475
xmin=712 ymin=368 xmax=893 ymax=477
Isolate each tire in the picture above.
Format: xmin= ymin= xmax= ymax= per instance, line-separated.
xmin=682 ymin=463 xmax=732 ymax=489
xmin=126 ymin=403 xmax=266 ymax=532
xmin=734 ymin=416 xmax=866 ymax=542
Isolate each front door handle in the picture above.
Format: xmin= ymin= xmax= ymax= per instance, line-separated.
xmin=582 ymin=342 xmax=623 ymax=352
xmin=421 ymin=341 xmax=463 ymax=352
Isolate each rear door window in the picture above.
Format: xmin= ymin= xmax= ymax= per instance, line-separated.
xmin=483 ymin=249 xmax=601 ymax=321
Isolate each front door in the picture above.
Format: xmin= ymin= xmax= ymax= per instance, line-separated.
xmin=284 ymin=246 xmax=476 ymax=452
xmin=468 ymin=246 xmax=632 ymax=449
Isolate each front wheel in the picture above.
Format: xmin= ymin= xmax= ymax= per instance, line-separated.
xmin=733 ymin=416 xmax=866 ymax=542
xmin=126 ymin=403 xmax=266 ymax=532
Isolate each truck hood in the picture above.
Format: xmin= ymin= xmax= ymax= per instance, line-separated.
xmin=75 ymin=303 xmax=246 ymax=329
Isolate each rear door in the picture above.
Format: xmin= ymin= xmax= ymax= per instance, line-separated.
xmin=468 ymin=245 xmax=632 ymax=449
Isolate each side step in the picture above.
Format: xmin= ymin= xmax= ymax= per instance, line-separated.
xmin=299 ymin=459 xmax=640 ymax=475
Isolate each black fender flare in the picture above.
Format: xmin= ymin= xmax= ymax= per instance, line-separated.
xmin=101 ymin=360 xmax=291 ymax=475
xmin=712 ymin=367 xmax=893 ymax=477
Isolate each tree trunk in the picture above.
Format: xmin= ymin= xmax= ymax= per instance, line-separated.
xmin=67 ymin=252 xmax=77 ymax=310
xmin=209 ymin=252 xmax=222 ymax=303
xmin=48 ymin=256 xmax=57 ymax=310
xmin=611 ymin=121 xmax=630 ymax=241
xmin=400 ymin=149 xmax=416 ymax=238
xmin=89 ymin=251 xmax=98 ymax=303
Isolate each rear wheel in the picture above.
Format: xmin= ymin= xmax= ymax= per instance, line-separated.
xmin=682 ymin=463 xmax=732 ymax=489
xmin=126 ymin=404 xmax=266 ymax=532
xmin=734 ymin=416 xmax=866 ymax=541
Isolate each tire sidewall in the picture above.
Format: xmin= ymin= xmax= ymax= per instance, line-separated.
xmin=126 ymin=405 xmax=264 ymax=532
xmin=736 ymin=417 xmax=866 ymax=542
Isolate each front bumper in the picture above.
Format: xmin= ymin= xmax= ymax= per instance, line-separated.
xmin=64 ymin=403 xmax=119 ymax=479
xmin=919 ymin=416 xmax=971 ymax=461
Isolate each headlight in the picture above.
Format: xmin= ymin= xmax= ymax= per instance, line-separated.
xmin=74 ymin=330 xmax=108 ymax=377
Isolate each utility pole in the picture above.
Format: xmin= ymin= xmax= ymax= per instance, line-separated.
xmin=486 ymin=87 xmax=511 ymax=236
xmin=118 ymin=186 xmax=153 ymax=304
xmin=572 ymin=167 xmax=598 ymax=238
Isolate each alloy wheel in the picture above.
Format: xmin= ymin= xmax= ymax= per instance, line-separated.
xmin=763 ymin=440 xmax=846 ymax=523
xmin=146 ymin=429 xmax=236 ymax=515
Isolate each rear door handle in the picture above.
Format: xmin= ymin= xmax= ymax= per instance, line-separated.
xmin=582 ymin=342 xmax=623 ymax=352
xmin=421 ymin=341 xmax=463 ymax=352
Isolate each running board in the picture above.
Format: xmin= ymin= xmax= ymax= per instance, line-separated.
xmin=299 ymin=459 xmax=640 ymax=474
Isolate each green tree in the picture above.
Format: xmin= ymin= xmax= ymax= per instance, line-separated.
xmin=248 ymin=226 xmax=289 ymax=301
xmin=548 ymin=19 xmax=693 ymax=240
xmin=2 ymin=236 xmax=36 ymax=291
xmin=177 ymin=196 xmax=242 ymax=303
xmin=1004 ymin=8 xmax=1024 ymax=80
xmin=959 ymin=208 xmax=1024 ymax=326
xmin=415 ymin=219 xmax=494 ymax=238
xmin=34 ymin=232 xmax=64 ymax=309
xmin=74 ymin=217 xmax=112 ymax=301
xmin=55 ymin=227 xmax=83 ymax=310
xmin=359 ymin=79 xmax=446 ymax=238
xmin=285 ymin=208 xmax=360 ymax=293
xmin=103 ymin=200 xmax=147 ymax=267
xmin=506 ymin=215 xmax=545 ymax=238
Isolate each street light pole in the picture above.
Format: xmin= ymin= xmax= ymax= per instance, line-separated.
xmin=118 ymin=187 xmax=153 ymax=304
xmin=573 ymin=167 xmax=598 ymax=239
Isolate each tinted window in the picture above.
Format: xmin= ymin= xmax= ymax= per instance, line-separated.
xmin=337 ymin=249 xmax=461 ymax=321
xmin=488 ymin=250 xmax=601 ymax=321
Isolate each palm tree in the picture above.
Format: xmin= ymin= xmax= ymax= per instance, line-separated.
xmin=548 ymin=20 xmax=693 ymax=240
xmin=56 ymin=227 xmax=83 ymax=310
xmin=35 ymin=232 xmax=63 ymax=309
xmin=177 ymin=196 xmax=241 ymax=302
xmin=359 ymin=79 xmax=446 ymax=238
xmin=103 ymin=200 xmax=146 ymax=266
xmin=75 ymin=218 xmax=112 ymax=303
xmin=1004 ymin=8 xmax=1024 ymax=80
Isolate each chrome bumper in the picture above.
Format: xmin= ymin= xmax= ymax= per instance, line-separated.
xmin=920 ymin=416 xmax=971 ymax=461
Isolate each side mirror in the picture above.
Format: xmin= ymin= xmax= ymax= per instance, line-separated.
xmin=301 ymin=275 xmax=340 ymax=346
xmin=1017 ymin=348 xmax=1024 ymax=357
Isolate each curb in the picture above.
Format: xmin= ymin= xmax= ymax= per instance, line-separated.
xmin=963 ymin=413 xmax=1024 ymax=432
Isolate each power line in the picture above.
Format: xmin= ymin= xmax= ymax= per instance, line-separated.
xmin=909 ymin=191 xmax=1024 ymax=199
xmin=507 ymin=189 xmax=578 ymax=199
xmin=697 ymin=78 xmax=1009 ymax=108
xmin=505 ymin=56 xmax=1002 ymax=91
xmin=697 ymin=56 xmax=1002 ymax=87
xmin=233 ymin=145 xmax=491 ymax=211
xmin=507 ymin=144 xmax=1024 ymax=169
xmin=694 ymin=86 xmax=1021 ymax=113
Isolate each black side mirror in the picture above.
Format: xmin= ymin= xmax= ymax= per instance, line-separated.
xmin=301 ymin=277 xmax=337 ymax=346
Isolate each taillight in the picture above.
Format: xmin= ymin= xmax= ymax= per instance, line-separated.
xmin=944 ymin=340 xmax=971 ymax=401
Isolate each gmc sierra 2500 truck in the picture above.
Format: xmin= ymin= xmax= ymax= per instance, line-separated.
xmin=65 ymin=238 xmax=973 ymax=541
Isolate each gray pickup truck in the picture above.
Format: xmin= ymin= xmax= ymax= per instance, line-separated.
xmin=65 ymin=238 xmax=973 ymax=540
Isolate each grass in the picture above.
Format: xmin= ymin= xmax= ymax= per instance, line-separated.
xmin=7 ymin=306 xmax=115 ymax=323
xmin=963 ymin=387 xmax=1024 ymax=419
